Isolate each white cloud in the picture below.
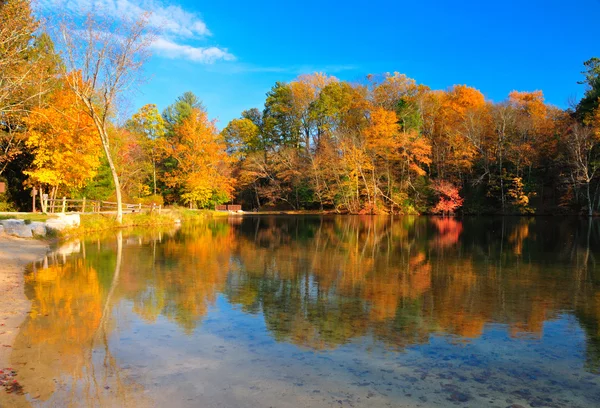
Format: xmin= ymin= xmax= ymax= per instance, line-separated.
xmin=39 ymin=0 xmax=235 ymax=63
xmin=40 ymin=0 xmax=210 ymax=38
xmin=151 ymin=37 xmax=235 ymax=64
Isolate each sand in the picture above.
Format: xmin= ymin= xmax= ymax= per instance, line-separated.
xmin=0 ymin=236 xmax=49 ymax=367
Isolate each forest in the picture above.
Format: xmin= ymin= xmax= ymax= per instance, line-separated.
xmin=1 ymin=0 xmax=600 ymax=216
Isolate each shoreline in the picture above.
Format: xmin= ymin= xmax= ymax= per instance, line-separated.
xmin=0 ymin=236 xmax=50 ymax=368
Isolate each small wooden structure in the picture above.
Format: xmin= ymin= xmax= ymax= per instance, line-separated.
xmin=0 ymin=182 xmax=5 ymax=194
xmin=215 ymin=204 xmax=242 ymax=212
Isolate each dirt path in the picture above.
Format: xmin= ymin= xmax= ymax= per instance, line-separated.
xmin=0 ymin=236 xmax=49 ymax=367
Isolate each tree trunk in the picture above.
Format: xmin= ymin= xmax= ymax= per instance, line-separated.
xmin=153 ymin=157 xmax=157 ymax=196
xmin=107 ymin=152 xmax=124 ymax=223
xmin=97 ymin=124 xmax=123 ymax=224
xmin=50 ymin=186 xmax=57 ymax=213
xmin=39 ymin=187 xmax=46 ymax=213
xmin=587 ymin=181 xmax=593 ymax=217
xmin=254 ymin=183 xmax=261 ymax=209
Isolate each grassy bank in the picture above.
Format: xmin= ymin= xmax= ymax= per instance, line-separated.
xmin=0 ymin=209 xmax=236 ymax=240
xmin=0 ymin=213 xmax=50 ymax=222
xmin=62 ymin=209 xmax=231 ymax=237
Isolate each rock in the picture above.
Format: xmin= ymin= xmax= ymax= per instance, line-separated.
xmin=29 ymin=221 xmax=46 ymax=237
xmin=0 ymin=220 xmax=32 ymax=238
xmin=45 ymin=213 xmax=80 ymax=232
xmin=0 ymin=219 xmax=46 ymax=237
xmin=0 ymin=219 xmax=25 ymax=228
xmin=44 ymin=218 xmax=65 ymax=232
xmin=12 ymin=225 xmax=33 ymax=238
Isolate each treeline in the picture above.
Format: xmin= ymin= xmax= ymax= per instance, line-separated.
xmin=1 ymin=0 xmax=600 ymax=215
xmin=224 ymin=69 xmax=600 ymax=215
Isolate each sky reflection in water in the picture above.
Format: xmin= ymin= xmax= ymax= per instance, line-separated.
xmin=4 ymin=216 xmax=600 ymax=407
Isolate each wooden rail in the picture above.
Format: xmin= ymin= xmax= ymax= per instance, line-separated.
xmin=42 ymin=197 xmax=161 ymax=214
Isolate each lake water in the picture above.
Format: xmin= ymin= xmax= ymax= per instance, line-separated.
xmin=3 ymin=216 xmax=600 ymax=407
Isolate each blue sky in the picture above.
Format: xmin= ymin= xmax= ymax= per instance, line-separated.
xmin=41 ymin=0 xmax=600 ymax=128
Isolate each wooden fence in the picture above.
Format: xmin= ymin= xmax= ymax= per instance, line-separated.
xmin=42 ymin=197 xmax=161 ymax=214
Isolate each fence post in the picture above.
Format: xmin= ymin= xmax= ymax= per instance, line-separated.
xmin=158 ymin=204 xmax=162 ymax=214
xmin=62 ymin=197 xmax=66 ymax=213
xmin=138 ymin=203 xmax=142 ymax=212
xmin=82 ymin=197 xmax=86 ymax=213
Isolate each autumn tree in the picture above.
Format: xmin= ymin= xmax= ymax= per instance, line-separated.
xmin=59 ymin=13 xmax=153 ymax=223
xmin=111 ymin=126 xmax=153 ymax=201
xmin=430 ymin=85 xmax=484 ymax=180
xmin=431 ymin=180 xmax=464 ymax=215
xmin=164 ymin=108 xmax=235 ymax=208
xmin=160 ymin=92 xmax=206 ymax=203
xmin=1 ymin=1 xmax=60 ymax=180
xmin=222 ymin=117 xmax=261 ymax=159
xmin=24 ymin=79 xmax=102 ymax=207
xmin=288 ymin=73 xmax=337 ymax=152
xmin=128 ymin=104 xmax=166 ymax=196
xmin=222 ymin=117 xmax=264 ymax=208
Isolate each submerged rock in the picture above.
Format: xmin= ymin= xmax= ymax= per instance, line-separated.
xmin=447 ymin=391 xmax=471 ymax=402
xmin=0 ymin=368 xmax=24 ymax=395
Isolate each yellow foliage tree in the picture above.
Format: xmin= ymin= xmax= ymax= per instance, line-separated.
xmin=24 ymin=80 xmax=102 ymax=203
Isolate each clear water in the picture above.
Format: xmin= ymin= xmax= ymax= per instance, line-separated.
xmin=3 ymin=216 xmax=600 ymax=407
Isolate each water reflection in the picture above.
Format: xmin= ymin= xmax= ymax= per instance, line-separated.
xmin=4 ymin=216 xmax=600 ymax=407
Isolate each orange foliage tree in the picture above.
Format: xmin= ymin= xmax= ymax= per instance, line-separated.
xmin=164 ymin=108 xmax=235 ymax=208
xmin=432 ymin=180 xmax=464 ymax=215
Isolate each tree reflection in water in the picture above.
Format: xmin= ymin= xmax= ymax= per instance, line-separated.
xmin=5 ymin=216 xmax=600 ymax=406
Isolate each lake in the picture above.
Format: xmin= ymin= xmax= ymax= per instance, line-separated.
xmin=3 ymin=216 xmax=600 ymax=407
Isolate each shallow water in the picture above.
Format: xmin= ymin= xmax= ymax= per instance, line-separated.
xmin=3 ymin=216 xmax=600 ymax=407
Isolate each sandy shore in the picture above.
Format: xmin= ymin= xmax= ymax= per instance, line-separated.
xmin=0 ymin=236 xmax=49 ymax=368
